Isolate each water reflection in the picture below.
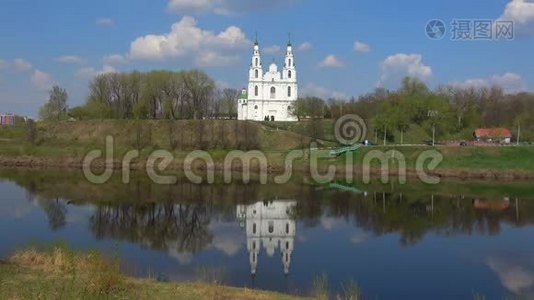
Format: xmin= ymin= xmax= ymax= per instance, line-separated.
xmin=237 ymin=200 xmax=296 ymax=275
xmin=487 ymin=255 xmax=534 ymax=295
xmin=3 ymin=170 xmax=534 ymax=298
xmin=90 ymin=203 xmax=213 ymax=254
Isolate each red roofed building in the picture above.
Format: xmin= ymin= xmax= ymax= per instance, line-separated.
xmin=474 ymin=128 xmax=512 ymax=144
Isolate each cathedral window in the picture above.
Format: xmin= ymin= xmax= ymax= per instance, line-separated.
xmin=268 ymin=221 xmax=274 ymax=233
xmin=254 ymin=86 xmax=258 ymax=96
xmin=253 ymin=223 xmax=257 ymax=234
xmin=287 ymin=86 xmax=292 ymax=97
xmin=288 ymin=70 xmax=292 ymax=79
xmin=255 ymin=57 xmax=258 ymax=66
xmin=255 ymin=69 xmax=259 ymax=78
xmin=289 ymin=59 xmax=292 ymax=66
xmin=286 ymin=223 xmax=290 ymax=234
xmin=270 ymin=87 xmax=276 ymax=99
xmin=254 ymin=105 xmax=258 ymax=110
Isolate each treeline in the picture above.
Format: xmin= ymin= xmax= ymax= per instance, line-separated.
xmin=293 ymin=77 xmax=534 ymax=141
xmin=37 ymin=69 xmax=534 ymax=142
xmin=69 ymin=70 xmax=239 ymax=120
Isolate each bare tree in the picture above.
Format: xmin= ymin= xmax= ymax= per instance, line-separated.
xmin=39 ymin=85 xmax=68 ymax=121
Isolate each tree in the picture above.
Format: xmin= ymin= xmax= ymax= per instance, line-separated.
xmin=219 ymin=88 xmax=239 ymax=119
xmin=183 ymin=70 xmax=215 ymax=120
xmin=26 ymin=119 xmax=38 ymax=145
xmin=422 ymin=94 xmax=454 ymax=145
xmin=291 ymin=97 xmax=325 ymax=121
xmin=39 ymin=85 xmax=68 ymax=121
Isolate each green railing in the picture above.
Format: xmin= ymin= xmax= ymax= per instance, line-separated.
xmin=329 ymin=144 xmax=362 ymax=157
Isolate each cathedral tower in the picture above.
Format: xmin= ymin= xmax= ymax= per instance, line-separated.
xmin=249 ymin=35 xmax=263 ymax=85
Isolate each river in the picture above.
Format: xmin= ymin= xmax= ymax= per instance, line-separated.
xmin=1 ymin=169 xmax=533 ymax=299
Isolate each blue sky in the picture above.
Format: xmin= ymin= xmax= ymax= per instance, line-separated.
xmin=1 ymin=0 xmax=533 ymax=117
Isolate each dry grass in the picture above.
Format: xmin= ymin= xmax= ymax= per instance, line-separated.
xmin=1 ymin=246 xmax=306 ymax=300
xmin=9 ymin=246 xmax=123 ymax=295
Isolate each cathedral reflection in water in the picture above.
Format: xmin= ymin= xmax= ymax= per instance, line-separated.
xmin=236 ymin=200 xmax=297 ymax=275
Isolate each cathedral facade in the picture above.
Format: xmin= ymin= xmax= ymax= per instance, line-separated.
xmin=237 ymin=38 xmax=298 ymax=122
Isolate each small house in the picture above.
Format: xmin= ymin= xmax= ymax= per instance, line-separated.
xmin=474 ymin=128 xmax=512 ymax=144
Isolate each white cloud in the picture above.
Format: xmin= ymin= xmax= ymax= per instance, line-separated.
xmin=96 ymin=18 xmax=114 ymax=27
xmin=13 ymin=58 xmax=33 ymax=71
xmin=167 ymin=0 xmax=297 ymax=16
xmin=452 ymin=72 xmax=526 ymax=93
xmin=297 ymin=42 xmax=312 ymax=51
xmin=263 ymin=45 xmax=281 ymax=55
xmin=354 ymin=41 xmax=370 ymax=53
xmin=103 ymin=54 xmax=128 ymax=65
xmin=458 ymin=78 xmax=489 ymax=88
xmin=498 ymin=0 xmax=534 ymax=29
xmin=350 ymin=230 xmax=370 ymax=244
xmin=491 ymin=72 xmax=526 ymax=92
xmin=30 ymin=69 xmax=53 ymax=90
xmin=378 ymin=53 xmax=432 ymax=86
xmin=195 ymin=51 xmax=239 ymax=67
xmin=168 ymin=0 xmax=213 ymax=14
xmin=301 ymin=83 xmax=347 ymax=99
xmin=319 ymin=54 xmax=343 ymax=68
xmin=487 ymin=256 xmax=534 ymax=294
xmin=210 ymin=223 xmax=244 ymax=256
xmin=76 ymin=65 xmax=116 ymax=79
xmin=55 ymin=55 xmax=85 ymax=64
xmin=168 ymin=249 xmax=193 ymax=265
xmin=321 ymin=217 xmax=344 ymax=230
xmin=128 ymin=16 xmax=249 ymax=67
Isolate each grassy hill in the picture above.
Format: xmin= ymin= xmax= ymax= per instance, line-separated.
xmin=0 ymin=118 xmax=517 ymax=152
xmin=2 ymin=119 xmax=534 ymax=179
xmin=0 ymin=119 xmax=320 ymax=154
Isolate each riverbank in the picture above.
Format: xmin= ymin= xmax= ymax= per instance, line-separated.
xmin=0 ymin=246 xmax=303 ymax=300
xmin=1 ymin=146 xmax=534 ymax=181
xmin=1 ymin=120 xmax=534 ymax=181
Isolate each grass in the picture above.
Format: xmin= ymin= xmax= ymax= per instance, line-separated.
xmin=344 ymin=145 xmax=534 ymax=172
xmin=340 ymin=279 xmax=361 ymax=300
xmin=0 ymin=246 xmax=305 ymax=300
xmin=312 ymin=273 xmax=329 ymax=300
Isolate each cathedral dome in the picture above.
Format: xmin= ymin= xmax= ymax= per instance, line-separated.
xmin=269 ymin=62 xmax=278 ymax=73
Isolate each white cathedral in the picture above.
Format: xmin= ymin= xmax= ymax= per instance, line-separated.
xmin=237 ymin=38 xmax=298 ymax=122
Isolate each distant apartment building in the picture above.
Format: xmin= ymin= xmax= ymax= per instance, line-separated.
xmin=0 ymin=113 xmax=15 ymax=126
